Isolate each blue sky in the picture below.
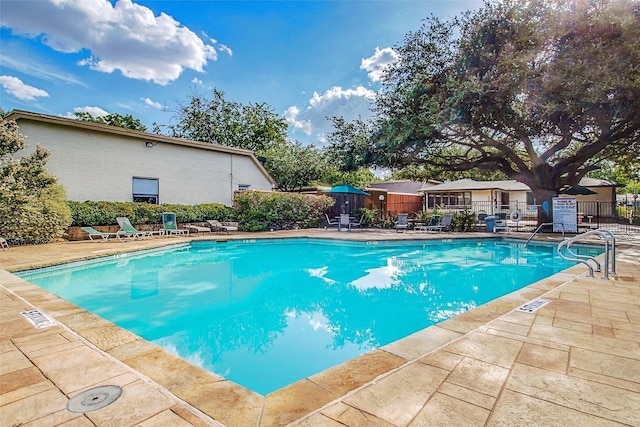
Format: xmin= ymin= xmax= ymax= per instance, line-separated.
xmin=0 ymin=0 xmax=483 ymax=146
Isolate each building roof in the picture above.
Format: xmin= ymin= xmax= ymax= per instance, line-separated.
xmin=420 ymin=177 xmax=619 ymax=193
xmin=421 ymin=179 xmax=531 ymax=192
xmin=367 ymin=180 xmax=437 ymax=195
xmin=6 ymin=109 xmax=276 ymax=186
xmin=577 ymin=177 xmax=622 ymax=187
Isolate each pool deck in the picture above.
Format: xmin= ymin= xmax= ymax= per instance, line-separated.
xmin=1 ymin=230 xmax=639 ymax=426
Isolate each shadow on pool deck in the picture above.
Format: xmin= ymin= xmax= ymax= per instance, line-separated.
xmin=1 ymin=230 xmax=639 ymax=426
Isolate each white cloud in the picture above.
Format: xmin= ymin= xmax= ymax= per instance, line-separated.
xmin=284 ymin=106 xmax=312 ymax=134
xmin=1 ymin=0 xmax=218 ymax=85
xmin=72 ymin=106 xmax=109 ymax=117
xmin=360 ymin=47 xmax=399 ymax=82
xmin=285 ymin=86 xmax=376 ymax=145
xmin=205 ymin=34 xmax=233 ymax=56
xmin=0 ymin=75 xmax=49 ymax=101
xmin=191 ymin=77 xmax=203 ymax=85
xmin=140 ymin=97 xmax=164 ymax=110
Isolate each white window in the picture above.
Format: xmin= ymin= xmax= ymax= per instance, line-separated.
xmin=133 ymin=177 xmax=159 ymax=204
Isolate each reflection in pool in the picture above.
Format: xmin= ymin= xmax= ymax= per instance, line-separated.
xmin=19 ymin=238 xmax=600 ymax=394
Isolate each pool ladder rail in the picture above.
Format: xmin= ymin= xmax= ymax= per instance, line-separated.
xmin=557 ymin=228 xmax=616 ymax=280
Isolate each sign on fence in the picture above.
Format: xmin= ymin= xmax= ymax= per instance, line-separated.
xmin=552 ymin=197 xmax=577 ymax=232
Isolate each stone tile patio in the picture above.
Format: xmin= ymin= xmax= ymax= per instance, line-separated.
xmin=1 ymin=230 xmax=638 ymax=426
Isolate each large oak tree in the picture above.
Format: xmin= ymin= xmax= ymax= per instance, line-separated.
xmin=370 ymin=0 xmax=640 ymax=222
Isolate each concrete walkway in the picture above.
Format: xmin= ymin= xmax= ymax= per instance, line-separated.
xmin=1 ymin=230 xmax=639 ymax=426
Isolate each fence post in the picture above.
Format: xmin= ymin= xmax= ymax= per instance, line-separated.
xmin=596 ymin=200 xmax=600 ymax=228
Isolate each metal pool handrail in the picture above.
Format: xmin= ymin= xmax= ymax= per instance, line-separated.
xmin=525 ymin=222 xmax=565 ymax=245
xmin=557 ymin=228 xmax=616 ymax=280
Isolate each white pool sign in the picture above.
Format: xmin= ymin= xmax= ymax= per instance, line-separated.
xmin=552 ymin=197 xmax=577 ymax=233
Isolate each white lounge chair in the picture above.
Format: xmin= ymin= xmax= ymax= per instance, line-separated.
xmin=81 ymin=226 xmax=125 ymax=241
xmin=184 ymin=223 xmax=212 ymax=235
xmin=116 ymin=217 xmax=155 ymax=239
xmin=206 ymin=220 xmax=238 ymax=234
xmin=1 ymin=237 xmax=9 ymax=250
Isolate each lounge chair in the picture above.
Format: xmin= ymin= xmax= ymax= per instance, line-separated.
xmin=394 ymin=213 xmax=409 ymax=232
xmin=415 ymin=215 xmax=442 ymax=231
xmin=338 ymin=214 xmax=351 ymax=231
xmin=206 ymin=219 xmax=238 ymax=234
xmin=162 ymin=212 xmax=189 ymax=236
xmin=116 ymin=217 xmax=155 ymax=239
xmin=423 ymin=214 xmax=453 ymax=232
xmin=325 ymin=213 xmax=339 ymax=228
xmin=184 ymin=223 xmax=212 ymax=235
xmin=81 ymin=226 xmax=125 ymax=241
xmin=1 ymin=237 xmax=9 ymax=250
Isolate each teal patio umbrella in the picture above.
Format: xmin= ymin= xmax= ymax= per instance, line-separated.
xmin=325 ymin=184 xmax=369 ymax=195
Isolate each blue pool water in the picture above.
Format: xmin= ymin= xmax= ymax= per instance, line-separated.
xmin=18 ymin=238 xmax=601 ymax=394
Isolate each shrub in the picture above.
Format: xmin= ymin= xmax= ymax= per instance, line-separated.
xmin=1 ymin=116 xmax=72 ymax=244
xmin=234 ymin=191 xmax=334 ymax=231
xmin=452 ymin=209 xmax=477 ymax=231
xmin=353 ymin=207 xmax=377 ymax=226
xmin=67 ymin=201 xmax=231 ymax=226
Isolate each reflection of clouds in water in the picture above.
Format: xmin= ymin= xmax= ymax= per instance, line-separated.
xmin=349 ymin=258 xmax=401 ymax=291
xmin=305 ymin=266 xmax=337 ymax=285
xmin=286 ymin=309 xmax=333 ymax=333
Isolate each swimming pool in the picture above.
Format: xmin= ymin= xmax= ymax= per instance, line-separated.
xmin=18 ymin=238 xmax=601 ymax=394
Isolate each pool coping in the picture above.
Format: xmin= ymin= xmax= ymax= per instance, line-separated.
xmin=1 ymin=231 xmax=632 ymax=426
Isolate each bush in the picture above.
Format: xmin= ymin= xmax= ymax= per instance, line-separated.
xmin=0 ymin=184 xmax=72 ymax=245
xmin=452 ymin=209 xmax=477 ymax=231
xmin=234 ymin=191 xmax=334 ymax=231
xmin=353 ymin=208 xmax=377 ymax=226
xmin=1 ymin=116 xmax=72 ymax=244
xmin=67 ymin=201 xmax=232 ymax=226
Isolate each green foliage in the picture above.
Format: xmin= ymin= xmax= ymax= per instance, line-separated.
xmin=324 ymin=117 xmax=375 ymax=172
xmin=263 ymin=140 xmax=327 ymax=191
xmin=391 ymin=163 xmax=506 ymax=182
xmin=320 ymin=167 xmax=377 ymax=188
xmin=156 ymin=88 xmax=288 ymax=154
xmin=67 ymin=201 xmax=231 ymax=226
xmin=233 ymin=191 xmax=334 ymax=231
xmin=338 ymin=0 xmax=640 ymax=223
xmin=452 ymin=210 xmax=477 ymax=232
xmin=74 ymin=111 xmax=148 ymax=132
xmin=352 ymin=208 xmax=377 ymax=226
xmin=1 ymin=115 xmax=71 ymax=244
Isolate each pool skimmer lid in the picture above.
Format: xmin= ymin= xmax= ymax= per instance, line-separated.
xmin=517 ymin=298 xmax=551 ymax=313
xmin=67 ymin=385 xmax=122 ymax=413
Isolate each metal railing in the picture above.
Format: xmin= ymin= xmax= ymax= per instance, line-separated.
xmin=525 ymin=222 xmax=565 ymax=245
xmin=557 ymin=228 xmax=616 ymax=279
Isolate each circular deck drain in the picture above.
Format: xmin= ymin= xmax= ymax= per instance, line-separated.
xmin=67 ymin=385 xmax=123 ymax=413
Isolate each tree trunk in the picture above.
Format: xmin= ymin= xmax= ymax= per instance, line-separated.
xmin=533 ymin=188 xmax=557 ymax=229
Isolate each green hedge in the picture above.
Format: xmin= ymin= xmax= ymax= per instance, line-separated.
xmin=67 ymin=201 xmax=233 ymax=226
xmin=233 ymin=191 xmax=334 ymax=231
xmin=67 ymin=195 xmax=334 ymax=231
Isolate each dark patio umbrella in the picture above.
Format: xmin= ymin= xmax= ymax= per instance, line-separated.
xmin=559 ymin=185 xmax=597 ymax=195
xmin=325 ymin=184 xmax=369 ymax=195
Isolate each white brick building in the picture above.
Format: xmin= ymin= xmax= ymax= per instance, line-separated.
xmin=7 ymin=110 xmax=275 ymax=205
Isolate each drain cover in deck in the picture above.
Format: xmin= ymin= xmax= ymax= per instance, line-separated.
xmin=67 ymin=385 xmax=122 ymax=413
